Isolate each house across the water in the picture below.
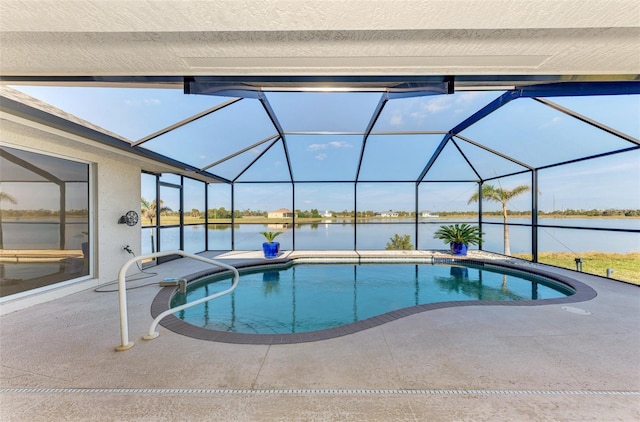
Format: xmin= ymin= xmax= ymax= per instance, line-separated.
xmin=421 ymin=212 xmax=440 ymax=218
xmin=267 ymin=208 xmax=297 ymax=219
xmin=378 ymin=212 xmax=399 ymax=218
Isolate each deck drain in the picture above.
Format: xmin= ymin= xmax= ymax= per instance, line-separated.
xmin=562 ymin=306 xmax=591 ymax=315
xmin=2 ymin=388 xmax=638 ymax=396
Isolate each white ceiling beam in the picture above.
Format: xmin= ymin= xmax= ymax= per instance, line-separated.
xmin=1 ymin=0 xmax=638 ymax=33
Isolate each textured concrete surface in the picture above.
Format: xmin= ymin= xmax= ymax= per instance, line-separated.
xmin=1 ymin=251 xmax=638 ymax=421
xmin=3 ymin=1 xmax=639 ymax=76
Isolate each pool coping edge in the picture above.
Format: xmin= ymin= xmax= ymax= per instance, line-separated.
xmin=149 ymin=256 xmax=598 ymax=345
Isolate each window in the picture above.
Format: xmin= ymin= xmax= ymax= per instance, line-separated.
xmin=0 ymin=146 xmax=90 ymax=298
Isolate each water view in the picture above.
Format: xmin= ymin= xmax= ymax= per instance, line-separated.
xmin=138 ymin=218 xmax=640 ymax=256
xmin=1 ymin=217 xmax=636 ymax=255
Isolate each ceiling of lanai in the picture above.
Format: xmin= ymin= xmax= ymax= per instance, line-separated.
xmin=0 ymin=1 xmax=638 ymax=185
xmin=1 ymin=0 xmax=638 ymax=78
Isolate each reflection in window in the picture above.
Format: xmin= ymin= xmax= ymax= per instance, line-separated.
xmin=0 ymin=146 xmax=90 ymax=297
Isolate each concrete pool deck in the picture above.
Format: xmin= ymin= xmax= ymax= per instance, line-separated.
xmin=1 ymin=250 xmax=639 ymax=421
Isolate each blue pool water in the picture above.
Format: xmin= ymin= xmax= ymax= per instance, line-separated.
xmin=172 ymin=263 xmax=574 ymax=334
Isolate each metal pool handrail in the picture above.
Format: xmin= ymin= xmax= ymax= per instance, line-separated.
xmin=115 ymin=250 xmax=239 ymax=351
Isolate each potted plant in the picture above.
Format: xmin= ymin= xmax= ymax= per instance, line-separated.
xmin=260 ymin=231 xmax=282 ymax=259
xmin=433 ymin=223 xmax=483 ymax=256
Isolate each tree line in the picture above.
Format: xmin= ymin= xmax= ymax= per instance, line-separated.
xmin=142 ymin=194 xmax=639 ymax=222
xmin=0 ymin=208 xmax=89 ymax=218
xmin=540 ymin=208 xmax=640 ymax=217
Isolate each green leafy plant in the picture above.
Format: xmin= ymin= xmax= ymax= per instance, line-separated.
xmin=385 ymin=234 xmax=413 ymax=250
xmin=433 ymin=223 xmax=483 ymax=246
xmin=260 ymin=231 xmax=283 ymax=243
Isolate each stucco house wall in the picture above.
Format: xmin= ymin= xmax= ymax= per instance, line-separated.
xmin=0 ymin=114 xmax=143 ymax=314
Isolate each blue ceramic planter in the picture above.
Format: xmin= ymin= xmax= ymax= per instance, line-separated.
xmin=262 ymin=242 xmax=280 ymax=259
xmin=450 ymin=242 xmax=468 ymax=256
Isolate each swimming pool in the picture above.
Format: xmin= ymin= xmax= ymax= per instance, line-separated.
xmin=168 ymin=261 xmax=575 ymax=336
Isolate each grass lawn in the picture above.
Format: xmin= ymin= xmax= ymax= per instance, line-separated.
xmin=514 ymin=252 xmax=640 ymax=285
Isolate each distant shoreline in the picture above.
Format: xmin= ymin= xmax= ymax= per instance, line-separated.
xmin=190 ymin=214 xmax=640 ymax=224
xmin=3 ymin=214 xmax=638 ymax=225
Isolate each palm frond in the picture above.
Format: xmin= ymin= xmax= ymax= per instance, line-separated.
xmin=260 ymin=231 xmax=283 ymax=243
xmin=433 ymin=223 xmax=483 ymax=246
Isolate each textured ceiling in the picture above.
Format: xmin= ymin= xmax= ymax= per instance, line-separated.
xmin=0 ymin=0 xmax=639 ymax=78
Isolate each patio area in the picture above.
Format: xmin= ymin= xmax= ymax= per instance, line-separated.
xmin=1 ymin=251 xmax=638 ymax=421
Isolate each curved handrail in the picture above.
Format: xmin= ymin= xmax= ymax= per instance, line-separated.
xmin=115 ymin=250 xmax=239 ymax=351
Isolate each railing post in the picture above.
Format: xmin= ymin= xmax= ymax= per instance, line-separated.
xmin=115 ymin=250 xmax=239 ymax=351
xmin=115 ymin=257 xmax=137 ymax=351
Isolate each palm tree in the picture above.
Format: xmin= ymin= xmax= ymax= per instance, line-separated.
xmin=0 ymin=192 xmax=16 ymax=203
xmin=468 ymin=183 xmax=530 ymax=255
xmin=141 ymin=197 xmax=156 ymax=225
xmin=141 ymin=197 xmax=172 ymax=225
xmin=0 ymin=192 xmax=17 ymax=249
xmin=141 ymin=197 xmax=172 ymax=253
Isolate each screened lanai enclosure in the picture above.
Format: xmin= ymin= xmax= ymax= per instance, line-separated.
xmin=1 ymin=78 xmax=639 ymax=291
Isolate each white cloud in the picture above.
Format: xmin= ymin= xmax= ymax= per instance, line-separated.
xmin=395 ymin=96 xmax=456 ymax=123
xmin=423 ymin=96 xmax=454 ymax=113
xmin=542 ymin=116 xmax=562 ymax=128
xmin=315 ymin=153 xmax=327 ymax=161
xmin=390 ymin=113 xmax=403 ymax=126
xmin=454 ymin=91 xmax=485 ymax=105
xmin=453 ymin=92 xmax=500 ymax=114
xmin=308 ymin=141 xmax=351 ymax=152
xmin=307 ymin=144 xmax=326 ymax=151
xmin=123 ymin=98 xmax=161 ymax=106
xmin=383 ymin=92 xmax=499 ymax=129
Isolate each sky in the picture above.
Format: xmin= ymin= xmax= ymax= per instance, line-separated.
xmin=5 ymin=85 xmax=640 ymax=213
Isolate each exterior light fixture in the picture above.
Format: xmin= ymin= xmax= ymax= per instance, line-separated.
xmin=118 ymin=210 xmax=139 ymax=226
